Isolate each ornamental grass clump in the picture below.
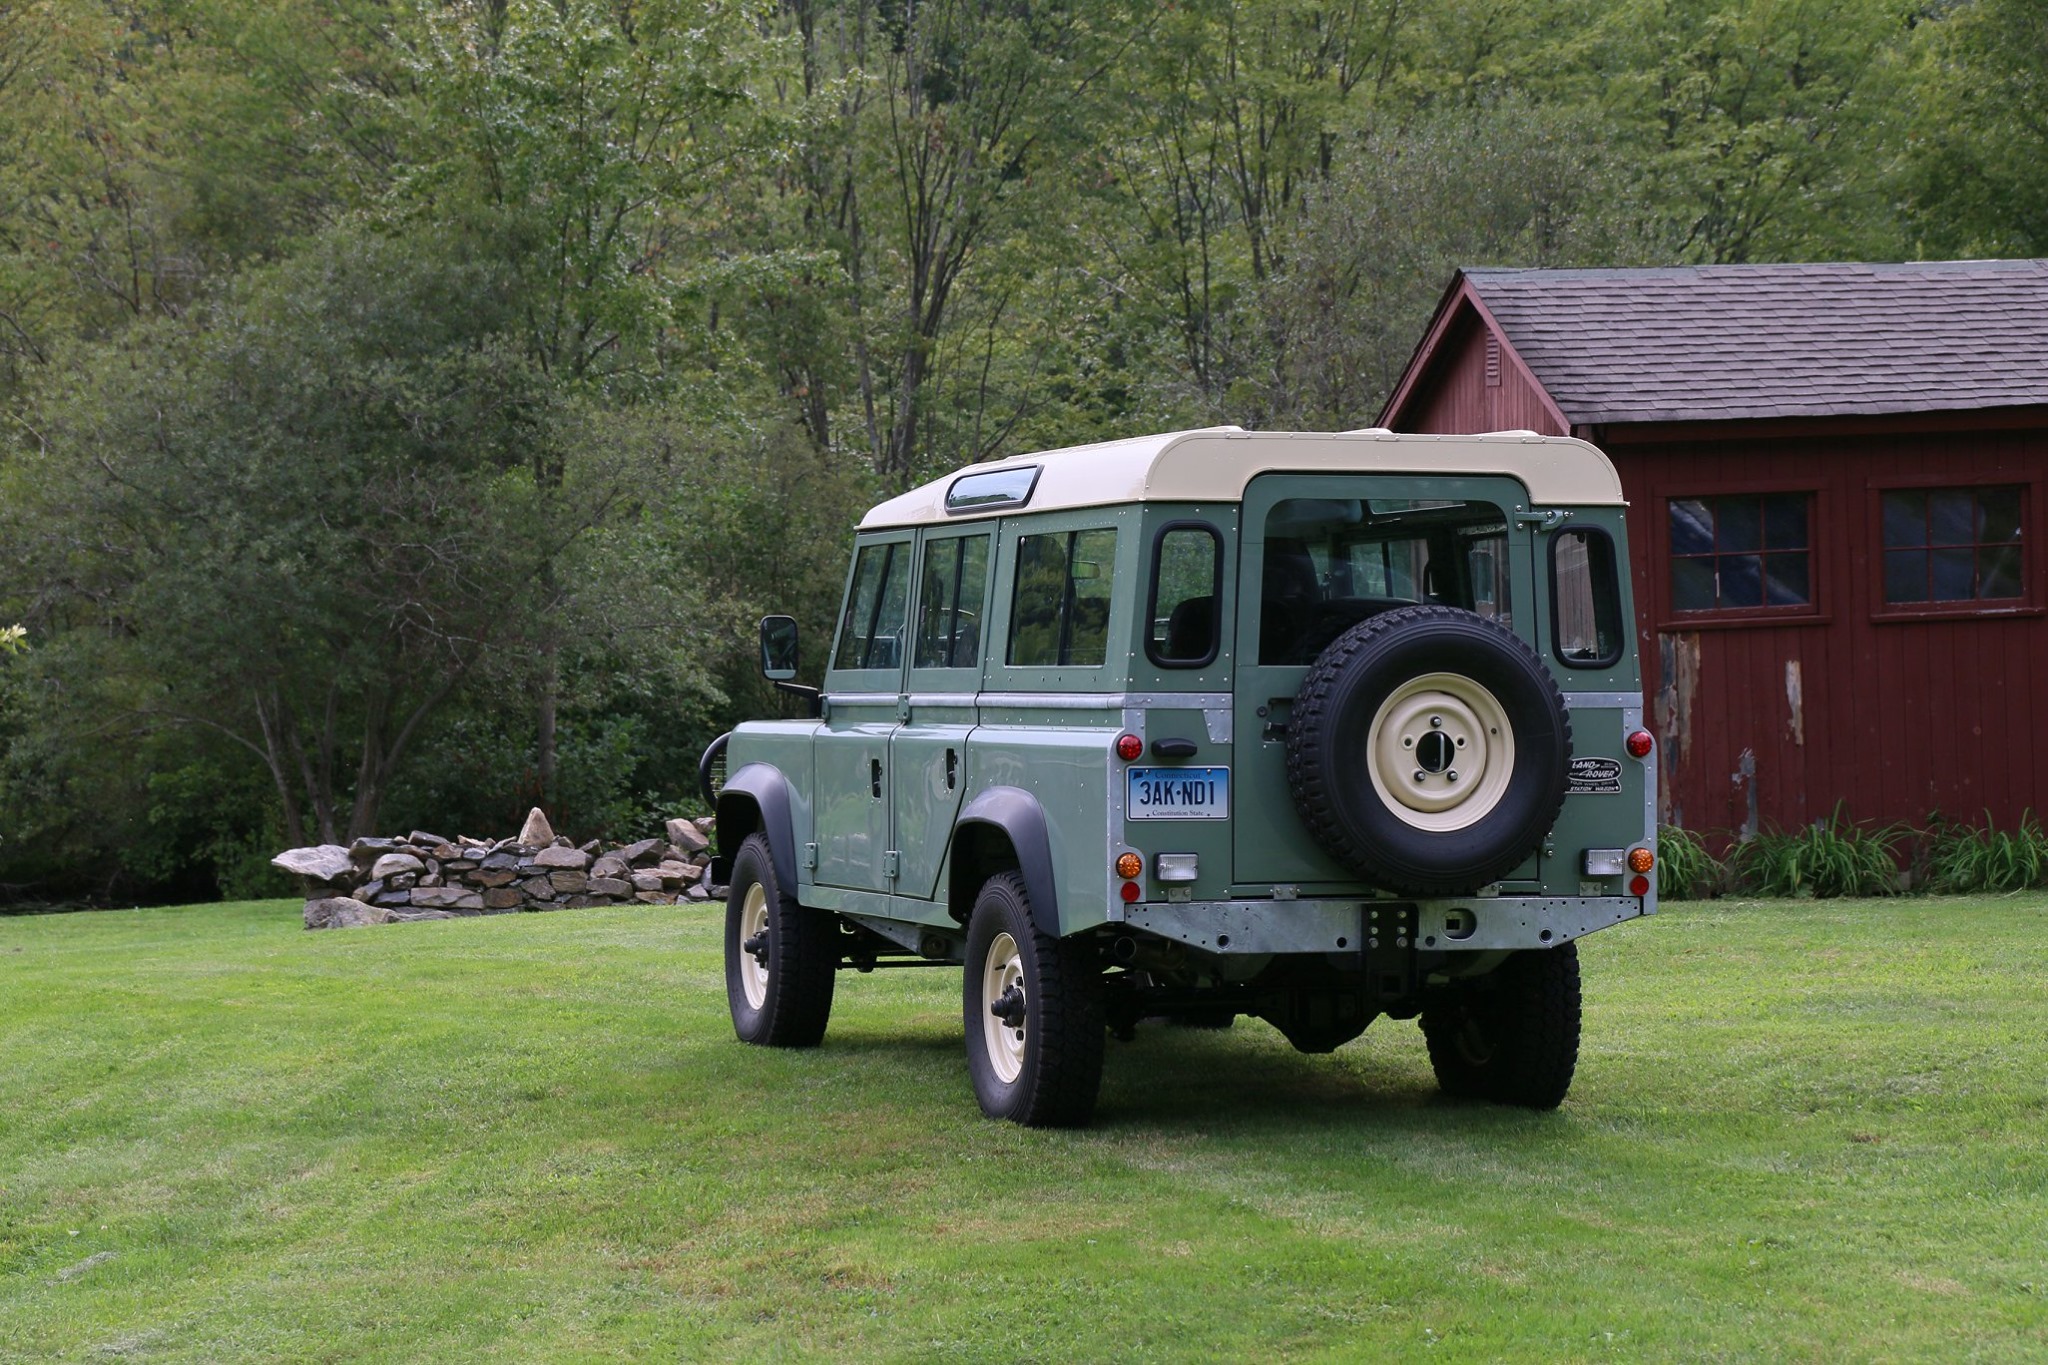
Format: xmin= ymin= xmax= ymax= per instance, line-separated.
xmin=1927 ymin=811 xmax=2048 ymax=894
xmin=1656 ymin=824 xmax=1726 ymax=900
xmin=1732 ymin=805 xmax=1904 ymax=899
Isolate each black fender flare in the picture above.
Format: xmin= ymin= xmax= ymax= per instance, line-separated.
xmin=954 ymin=785 xmax=1060 ymax=938
xmin=716 ymin=762 xmax=799 ymax=895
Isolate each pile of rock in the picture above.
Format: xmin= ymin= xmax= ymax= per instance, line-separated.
xmin=273 ymin=808 xmax=722 ymax=930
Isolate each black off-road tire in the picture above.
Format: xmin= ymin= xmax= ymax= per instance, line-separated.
xmin=724 ymin=832 xmax=837 ymax=1047
xmin=1286 ymin=604 xmax=1571 ymax=896
xmin=1420 ymin=944 xmax=1581 ymax=1109
xmin=962 ymin=872 xmax=1106 ymax=1127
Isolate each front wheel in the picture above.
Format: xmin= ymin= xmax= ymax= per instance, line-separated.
xmin=1420 ymin=944 xmax=1581 ymax=1109
xmin=724 ymin=832 xmax=836 ymax=1047
xmin=962 ymin=872 xmax=1105 ymax=1127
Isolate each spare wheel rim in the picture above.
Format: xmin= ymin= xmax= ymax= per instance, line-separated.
xmin=1365 ymin=672 xmax=1516 ymax=833
xmin=981 ymin=931 xmax=1026 ymax=1085
xmin=739 ymin=882 xmax=770 ymax=1010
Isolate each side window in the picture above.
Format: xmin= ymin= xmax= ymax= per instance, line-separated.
xmin=1147 ymin=523 xmax=1223 ymax=667
xmin=1669 ymin=493 xmax=1811 ymax=612
xmin=1551 ymin=528 xmax=1624 ymax=668
xmin=1008 ymin=528 xmax=1117 ymax=667
xmin=832 ymin=541 xmax=910 ymax=671
xmin=1880 ymin=486 xmax=2024 ymax=606
xmin=913 ymin=533 xmax=990 ymax=669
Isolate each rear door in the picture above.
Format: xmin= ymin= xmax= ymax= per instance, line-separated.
xmin=1230 ymin=472 xmax=1536 ymax=890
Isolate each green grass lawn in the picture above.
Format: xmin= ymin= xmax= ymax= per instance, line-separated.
xmin=2 ymin=896 xmax=2044 ymax=1362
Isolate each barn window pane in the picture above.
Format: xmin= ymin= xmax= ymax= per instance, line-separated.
xmin=1764 ymin=496 xmax=1808 ymax=549
xmin=1878 ymin=485 xmax=2026 ymax=607
xmin=1929 ymin=491 xmax=1975 ymax=546
xmin=1669 ymin=500 xmax=1713 ymax=556
xmin=1884 ymin=550 xmax=1926 ymax=604
xmin=1719 ymin=554 xmax=1764 ymax=607
xmin=1931 ymin=548 xmax=1975 ymax=601
xmin=1715 ymin=500 xmax=1761 ymax=553
xmin=1766 ymin=553 xmax=1810 ymax=606
xmin=1979 ymin=545 xmax=2023 ymax=598
xmin=1980 ymin=490 xmax=2022 ymax=543
xmin=1669 ymin=493 xmax=1815 ymax=614
xmin=1671 ymin=557 xmax=1716 ymax=612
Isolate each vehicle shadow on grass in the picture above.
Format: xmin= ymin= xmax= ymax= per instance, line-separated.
xmin=818 ymin=1018 xmax=1560 ymax=1139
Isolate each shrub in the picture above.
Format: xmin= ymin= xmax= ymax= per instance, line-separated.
xmin=1731 ymin=805 xmax=1905 ymax=899
xmin=1656 ymin=825 xmax=1725 ymax=900
xmin=1926 ymin=811 xmax=2048 ymax=894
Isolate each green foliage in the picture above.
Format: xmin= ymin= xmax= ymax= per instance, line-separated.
xmin=1731 ymin=805 xmax=1905 ymax=899
xmin=1 ymin=0 xmax=2041 ymax=902
xmin=1656 ymin=824 xmax=1725 ymax=900
xmin=1926 ymin=811 xmax=2048 ymax=895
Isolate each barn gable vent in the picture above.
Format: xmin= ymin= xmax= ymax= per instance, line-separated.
xmin=1484 ymin=333 xmax=1502 ymax=388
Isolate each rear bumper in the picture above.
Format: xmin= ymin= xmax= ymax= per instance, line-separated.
xmin=1120 ymin=894 xmax=1651 ymax=956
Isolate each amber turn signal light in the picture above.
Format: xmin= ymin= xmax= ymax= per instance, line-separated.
xmin=1115 ymin=852 xmax=1144 ymax=879
xmin=1627 ymin=847 xmax=1656 ymax=874
xmin=1626 ymin=730 xmax=1655 ymax=759
xmin=1115 ymin=733 xmax=1144 ymax=761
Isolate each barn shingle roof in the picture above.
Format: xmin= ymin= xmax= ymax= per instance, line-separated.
xmin=1462 ymin=260 xmax=2048 ymax=425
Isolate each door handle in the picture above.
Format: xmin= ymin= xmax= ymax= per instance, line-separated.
xmin=870 ymin=757 xmax=883 ymax=798
xmin=945 ymin=748 xmax=958 ymax=791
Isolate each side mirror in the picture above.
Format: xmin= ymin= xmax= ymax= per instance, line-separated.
xmin=759 ymin=615 xmax=800 ymax=681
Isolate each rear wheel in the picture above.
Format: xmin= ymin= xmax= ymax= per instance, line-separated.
xmin=962 ymin=872 xmax=1105 ymax=1126
xmin=724 ymin=832 xmax=836 ymax=1047
xmin=1421 ymin=945 xmax=1581 ymax=1109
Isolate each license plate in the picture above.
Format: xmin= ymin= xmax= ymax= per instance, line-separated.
xmin=1126 ymin=766 xmax=1230 ymax=820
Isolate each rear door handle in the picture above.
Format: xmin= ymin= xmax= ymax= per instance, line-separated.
xmin=869 ymin=757 xmax=883 ymax=798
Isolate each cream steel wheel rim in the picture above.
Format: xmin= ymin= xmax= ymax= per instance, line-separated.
xmin=981 ymin=931 xmax=1026 ymax=1085
xmin=739 ymin=882 xmax=770 ymax=1010
xmin=1366 ymin=672 xmax=1515 ymax=832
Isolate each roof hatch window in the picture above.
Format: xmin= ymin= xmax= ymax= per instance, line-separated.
xmin=946 ymin=466 xmax=1041 ymax=514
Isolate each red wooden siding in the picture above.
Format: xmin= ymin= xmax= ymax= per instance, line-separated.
xmin=1398 ymin=308 xmax=1568 ymax=437
xmin=1614 ymin=424 xmax=2048 ymax=838
xmin=1390 ymin=309 xmax=2048 ymax=837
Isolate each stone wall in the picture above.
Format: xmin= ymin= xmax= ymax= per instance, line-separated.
xmin=273 ymin=808 xmax=722 ymax=929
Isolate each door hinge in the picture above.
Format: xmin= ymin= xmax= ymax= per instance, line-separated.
xmin=883 ymin=850 xmax=900 ymax=880
xmin=803 ymin=842 xmax=818 ymax=870
xmin=1514 ymin=508 xmax=1572 ymax=530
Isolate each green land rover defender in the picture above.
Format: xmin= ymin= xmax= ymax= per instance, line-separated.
xmin=704 ymin=427 xmax=1657 ymax=1126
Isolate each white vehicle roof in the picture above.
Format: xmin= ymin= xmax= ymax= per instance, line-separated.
xmin=858 ymin=427 xmax=1625 ymax=530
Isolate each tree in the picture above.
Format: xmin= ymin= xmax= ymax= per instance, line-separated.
xmin=0 ymin=228 xmax=631 ymax=846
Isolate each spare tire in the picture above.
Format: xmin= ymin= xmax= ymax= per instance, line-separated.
xmin=1285 ymin=605 xmax=1570 ymax=896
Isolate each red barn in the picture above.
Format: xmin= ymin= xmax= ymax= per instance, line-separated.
xmin=1379 ymin=261 xmax=2048 ymax=838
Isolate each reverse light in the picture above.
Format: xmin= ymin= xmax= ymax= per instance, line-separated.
xmin=1114 ymin=852 xmax=1144 ymax=880
xmin=1115 ymin=733 xmax=1144 ymax=761
xmin=1626 ymin=730 xmax=1655 ymax=759
xmin=1627 ymin=847 xmax=1656 ymax=874
xmin=1154 ymin=853 xmax=1199 ymax=882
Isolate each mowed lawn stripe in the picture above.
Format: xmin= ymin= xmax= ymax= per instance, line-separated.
xmin=2 ymin=897 xmax=2044 ymax=1360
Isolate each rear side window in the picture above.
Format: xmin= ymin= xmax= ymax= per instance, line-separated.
xmin=832 ymin=541 xmax=911 ymax=671
xmin=1008 ymin=528 xmax=1117 ymax=667
xmin=1147 ymin=523 xmax=1223 ymax=667
xmin=914 ymin=534 xmax=990 ymax=669
xmin=1551 ymin=528 xmax=1624 ymax=668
